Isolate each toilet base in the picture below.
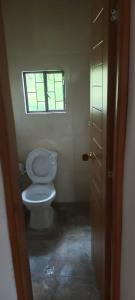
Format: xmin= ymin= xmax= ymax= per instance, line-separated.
xmin=30 ymin=206 xmax=54 ymax=229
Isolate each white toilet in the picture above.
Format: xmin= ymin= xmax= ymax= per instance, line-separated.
xmin=22 ymin=149 xmax=58 ymax=229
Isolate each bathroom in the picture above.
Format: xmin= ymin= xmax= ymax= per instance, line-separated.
xmin=1 ymin=0 xmax=100 ymax=299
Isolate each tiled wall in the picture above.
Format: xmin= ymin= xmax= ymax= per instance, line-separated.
xmin=2 ymin=0 xmax=91 ymax=202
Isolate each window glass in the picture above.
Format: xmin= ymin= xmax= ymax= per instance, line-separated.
xmin=23 ymin=71 xmax=65 ymax=113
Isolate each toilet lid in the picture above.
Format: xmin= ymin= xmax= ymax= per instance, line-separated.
xmin=26 ymin=149 xmax=57 ymax=183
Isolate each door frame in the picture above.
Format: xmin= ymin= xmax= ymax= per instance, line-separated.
xmin=0 ymin=3 xmax=33 ymax=300
xmin=111 ymin=0 xmax=130 ymax=299
xmin=0 ymin=0 xmax=130 ymax=300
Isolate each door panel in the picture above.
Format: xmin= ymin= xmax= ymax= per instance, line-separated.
xmin=92 ymin=124 xmax=103 ymax=147
xmin=92 ymin=65 xmax=103 ymax=86
xmin=92 ymin=108 xmax=103 ymax=131
xmin=92 ymin=0 xmax=104 ymax=20
xmin=92 ymin=138 xmax=103 ymax=166
xmin=92 ymin=43 xmax=103 ymax=66
xmin=90 ymin=0 xmax=109 ymax=298
xmin=92 ymin=18 xmax=104 ymax=48
xmin=92 ymin=87 xmax=103 ymax=109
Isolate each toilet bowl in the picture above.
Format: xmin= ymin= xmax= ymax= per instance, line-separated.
xmin=22 ymin=149 xmax=57 ymax=229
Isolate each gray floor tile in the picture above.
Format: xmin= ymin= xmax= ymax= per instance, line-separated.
xmin=27 ymin=203 xmax=101 ymax=300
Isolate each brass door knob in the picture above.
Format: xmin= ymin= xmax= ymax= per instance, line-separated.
xmin=82 ymin=152 xmax=96 ymax=161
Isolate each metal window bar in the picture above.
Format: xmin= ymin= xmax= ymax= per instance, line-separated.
xmin=23 ymin=71 xmax=65 ymax=113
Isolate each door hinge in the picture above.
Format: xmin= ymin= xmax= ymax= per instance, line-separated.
xmin=110 ymin=9 xmax=118 ymax=22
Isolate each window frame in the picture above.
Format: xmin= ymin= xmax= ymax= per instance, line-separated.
xmin=23 ymin=70 xmax=66 ymax=114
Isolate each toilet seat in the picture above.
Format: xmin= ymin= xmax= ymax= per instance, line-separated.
xmin=22 ymin=183 xmax=56 ymax=204
xmin=26 ymin=149 xmax=57 ymax=184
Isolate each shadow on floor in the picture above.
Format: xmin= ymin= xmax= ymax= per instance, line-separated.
xmin=26 ymin=203 xmax=101 ymax=300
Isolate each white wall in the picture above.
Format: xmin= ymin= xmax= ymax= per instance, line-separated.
xmin=2 ymin=0 xmax=90 ymax=203
xmin=120 ymin=1 xmax=135 ymax=299
xmin=0 ymin=163 xmax=17 ymax=300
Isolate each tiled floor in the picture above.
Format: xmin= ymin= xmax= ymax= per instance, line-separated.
xmin=27 ymin=203 xmax=101 ymax=300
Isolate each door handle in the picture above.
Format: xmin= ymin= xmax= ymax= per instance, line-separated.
xmin=82 ymin=152 xmax=96 ymax=161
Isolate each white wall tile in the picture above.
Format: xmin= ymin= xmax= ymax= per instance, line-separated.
xmin=2 ymin=0 xmax=91 ymax=203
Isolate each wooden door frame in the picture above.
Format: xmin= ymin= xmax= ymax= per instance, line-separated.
xmin=0 ymin=0 xmax=130 ymax=300
xmin=0 ymin=4 xmax=33 ymax=300
xmin=111 ymin=0 xmax=130 ymax=299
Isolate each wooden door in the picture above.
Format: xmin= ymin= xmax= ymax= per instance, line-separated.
xmin=0 ymin=0 xmax=130 ymax=299
xmin=90 ymin=1 xmax=108 ymax=296
xmin=89 ymin=0 xmax=116 ymax=299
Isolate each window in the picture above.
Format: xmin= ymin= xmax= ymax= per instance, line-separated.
xmin=23 ymin=71 xmax=65 ymax=113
